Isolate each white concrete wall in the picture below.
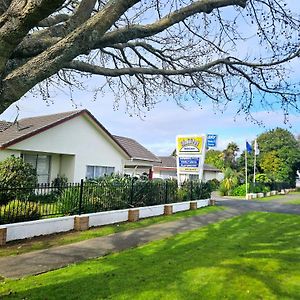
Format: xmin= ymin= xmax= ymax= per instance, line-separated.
xmin=0 ymin=200 xmax=210 ymax=242
xmin=196 ymin=199 xmax=209 ymax=207
xmin=139 ymin=205 xmax=165 ymax=219
xmin=8 ymin=114 xmax=127 ymax=182
xmin=88 ymin=209 xmax=129 ymax=227
xmin=1 ymin=216 xmax=75 ymax=242
xmin=172 ymin=201 xmax=191 ymax=213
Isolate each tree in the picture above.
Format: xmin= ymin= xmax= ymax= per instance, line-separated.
xmin=257 ymin=128 xmax=300 ymax=185
xmin=222 ymin=142 xmax=239 ymax=169
xmin=205 ymin=149 xmax=225 ymax=170
xmin=0 ymin=0 xmax=299 ymax=116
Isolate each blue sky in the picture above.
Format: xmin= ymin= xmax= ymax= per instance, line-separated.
xmin=1 ymin=86 xmax=299 ymax=156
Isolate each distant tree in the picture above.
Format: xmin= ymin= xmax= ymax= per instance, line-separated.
xmin=205 ymin=149 xmax=225 ymax=170
xmin=257 ymin=128 xmax=300 ymax=186
xmin=223 ymin=142 xmax=240 ymax=169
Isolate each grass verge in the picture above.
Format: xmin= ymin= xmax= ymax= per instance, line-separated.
xmin=0 ymin=206 xmax=222 ymax=257
xmin=286 ymin=199 xmax=300 ymax=205
xmin=0 ymin=212 xmax=299 ymax=299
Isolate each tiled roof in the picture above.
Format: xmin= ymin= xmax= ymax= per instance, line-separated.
xmin=0 ymin=110 xmax=86 ymax=148
xmin=154 ymin=156 xmax=221 ymax=171
xmin=0 ymin=121 xmax=12 ymax=132
xmin=113 ymin=135 xmax=161 ymax=162
xmin=0 ymin=110 xmax=131 ymax=159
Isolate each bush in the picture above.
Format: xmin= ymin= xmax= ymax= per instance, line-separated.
xmin=51 ymin=175 xmax=69 ymax=197
xmin=0 ymin=157 xmax=37 ymax=204
xmin=255 ymin=173 xmax=271 ymax=184
xmin=231 ymin=184 xmax=247 ymax=196
xmin=206 ymin=179 xmax=220 ymax=191
xmin=0 ymin=200 xmax=40 ymax=224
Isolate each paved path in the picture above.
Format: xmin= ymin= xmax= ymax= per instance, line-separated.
xmin=0 ymin=193 xmax=299 ymax=279
xmin=216 ymin=193 xmax=300 ymax=215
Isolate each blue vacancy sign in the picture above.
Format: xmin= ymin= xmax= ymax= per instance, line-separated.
xmin=178 ymin=157 xmax=200 ymax=173
xmin=206 ymin=134 xmax=217 ymax=147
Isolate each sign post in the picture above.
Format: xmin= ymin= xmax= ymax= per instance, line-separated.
xmin=176 ymin=134 xmax=207 ymax=186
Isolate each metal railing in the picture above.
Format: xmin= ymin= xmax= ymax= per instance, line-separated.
xmin=0 ymin=179 xmax=212 ymax=225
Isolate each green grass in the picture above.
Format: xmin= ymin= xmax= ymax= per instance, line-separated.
xmin=286 ymin=199 xmax=300 ymax=205
xmin=253 ymin=195 xmax=285 ymax=201
xmin=0 ymin=206 xmax=222 ymax=257
xmin=1 ymin=212 xmax=299 ymax=300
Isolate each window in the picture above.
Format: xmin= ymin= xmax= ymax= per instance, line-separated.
xmin=23 ymin=154 xmax=51 ymax=184
xmin=86 ymin=166 xmax=115 ymax=179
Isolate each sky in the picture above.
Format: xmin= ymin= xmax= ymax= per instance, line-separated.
xmin=1 ymin=86 xmax=299 ymax=157
xmin=0 ymin=0 xmax=299 ymax=157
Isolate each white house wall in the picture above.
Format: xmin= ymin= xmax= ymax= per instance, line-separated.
xmin=9 ymin=115 xmax=127 ymax=182
xmin=0 ymin=149 xmax=21 ymax=160
xmin=50 ymin=154 xmax=60 ymax=182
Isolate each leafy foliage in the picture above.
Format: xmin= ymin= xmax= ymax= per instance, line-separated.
xmin=0 ymin=157 xmax=37 ymax=204
xmin=205 ymin=150 xmax=225 ymax=170
xmin=0 ymin=200 xmax=40 ymax=225
xmin=257 ymin=128 xmax=300 ymax=186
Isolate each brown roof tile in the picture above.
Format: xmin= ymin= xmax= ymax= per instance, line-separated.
xmin=0 ymin=110 xmax=85 ymax=148
xmin=113 ymin=135 xmax=161 ymax=162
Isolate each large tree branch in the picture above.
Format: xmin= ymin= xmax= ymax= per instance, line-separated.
xmin=0 ymin=0 xmax=66 ymax=74
xmin=0 ymin=0 xmax=140 ymax=111
xmin=13 ymin=0 xmax=97 ymax=59
xmin=66 ymin=58 xmax=229 ymax=76
xmin=96 ymin=0 xmax=247 ymax=48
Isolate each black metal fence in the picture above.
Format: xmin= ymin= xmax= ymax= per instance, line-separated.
xmin=0 ymin=179 xmax=212 ymax=225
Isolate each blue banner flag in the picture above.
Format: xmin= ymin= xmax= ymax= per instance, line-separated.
xmin=246 ymin=141 xmax=252 ymax=154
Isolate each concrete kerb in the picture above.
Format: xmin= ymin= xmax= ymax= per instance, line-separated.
xmin=0 ymin=199 xmax=210 ymax=244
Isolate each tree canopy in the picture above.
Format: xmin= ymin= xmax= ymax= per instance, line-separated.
xmin=0 ymin=0 xmax=299 ymax=116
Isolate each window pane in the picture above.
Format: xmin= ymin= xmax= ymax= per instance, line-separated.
xmin=86 ymin=166 xmax=115 ymax=179
xmin=86 ymin=166 xmax=94 ymax=179
xmin=23 ymin=154 xmax=37 ymax=168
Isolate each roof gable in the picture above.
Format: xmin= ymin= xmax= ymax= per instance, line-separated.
xmin=0 ymin=110 xmax=130 ymax=158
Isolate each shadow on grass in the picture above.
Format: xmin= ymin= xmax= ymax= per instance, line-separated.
xmin=1 ymin=212 xmax=300 ymax=299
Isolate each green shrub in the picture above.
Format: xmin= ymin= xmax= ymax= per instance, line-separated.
xmin=0 ymin=157 xmax=37 ymax=205
xmin=231 ymin=184 xmax=247 ymax=196
xmin=255 ymin=173 xmax=271 ymax=184
xmin=0 ymin=200 xmax=40 ymax=224
xmin=58 ymin=187 xmax=80 ymax=215
xmin=51 ymin=175 xmax=69 ymax=197
xmin=206 ymin=179 xmax=220 ymax=191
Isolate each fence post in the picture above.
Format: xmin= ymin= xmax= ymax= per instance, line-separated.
xmin=130 ymin=177 xmax=134 ymax=207
xmin=190 ymin=180 xmax=193 ymax=201
xmin=78 ymin=179 xmax=84 ymax=215
xmin=165 ymin=180 xmax=168 ymax=203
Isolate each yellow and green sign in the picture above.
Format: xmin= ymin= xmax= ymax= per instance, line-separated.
xmin=176 ymin=136 xmax=204 ymax=155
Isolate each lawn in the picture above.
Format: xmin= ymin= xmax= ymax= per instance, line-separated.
xmin=0 ymin=206 xmax=223 ymax=257
xmin=1 ymin=212 xmax=299 ymax=300
xmin=286 ymin=199 xmax=300 ymax=205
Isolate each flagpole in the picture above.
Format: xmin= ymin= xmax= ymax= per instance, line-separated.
xmin=253 ymin=140 xmax=256 ymax=184
xmin=245 ymin=148 xmax=248 ymax=196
